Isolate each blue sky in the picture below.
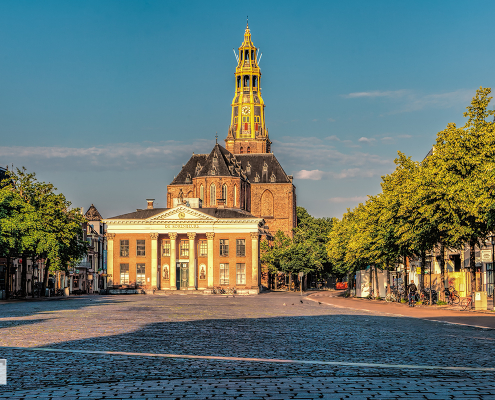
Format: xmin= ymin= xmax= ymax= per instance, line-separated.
xmin=1 ymin=0 xmax=494 ymax=219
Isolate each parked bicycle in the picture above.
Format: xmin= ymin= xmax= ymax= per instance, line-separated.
xmin=444 ymin=287 xmax=460 ymax=305
xmin=461 ymin=296 xmax=473 ymax=311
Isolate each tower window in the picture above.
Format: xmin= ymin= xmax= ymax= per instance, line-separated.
xmin=243 ymin=75 xmax=250 ymax=88
xmin=222 ymin=184 xmax=228 ymax=205
xmin=200 ymin=184 xmax=204 ymax=203
xmin=253 ymin=76 xmax=257 ymax=87
xmin=251 ymin=50 xmax=254 ymax=61
xmin=247 ymin=147 xmax=251 ymax=154
xmin=245 ymin=50 xmax=249 ymax=60
xmin=240 ymin=147 xmax=244 ymax=154
xmin=240 ymin=50 xmax=243 ymax=60
xmin=237 ymin=76 xmax=241 ymax=88
xmin=210 ymin=184 xmax=216 ymax=206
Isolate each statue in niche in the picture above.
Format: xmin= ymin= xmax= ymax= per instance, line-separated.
xmin=163 ymin=265 xmax=169 ymax=280
xmin=178 ymin=189 xmax=184 ymax=204
xmin=199 ymin=265 xmax=206 ymax=280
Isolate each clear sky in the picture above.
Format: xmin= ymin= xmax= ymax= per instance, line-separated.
xmin=1 ymin=0 xmax=494 ymax=219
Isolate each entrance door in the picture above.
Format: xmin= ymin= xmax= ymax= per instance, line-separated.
xmin=176 ymin=262 xmax=189 ymax=290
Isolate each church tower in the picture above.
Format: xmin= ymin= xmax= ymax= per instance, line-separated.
xmin=225 ymin=23 xmax=271 ymax=155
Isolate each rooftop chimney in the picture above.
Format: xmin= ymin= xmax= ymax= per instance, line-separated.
xmin=146 ymin=199 xmax=155 ymax=209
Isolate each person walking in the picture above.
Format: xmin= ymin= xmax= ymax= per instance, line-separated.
xmin=408 ymin=280 xmax=417 ymax=307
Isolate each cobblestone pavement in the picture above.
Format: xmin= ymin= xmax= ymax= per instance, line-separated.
xmin=1 ymin=292 xmax=495 ymax=399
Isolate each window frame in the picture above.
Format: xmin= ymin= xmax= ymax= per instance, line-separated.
xmin=236 ymin=263 xmax=246 ymax=285
xmin=199 ymin=240 xmax=208 ymax=257
xmin=219 ymin=239 xmax=229 ymax=257
xmin=120 ymin=240 xmax=129 ymax=258
xmin=136 ymin=263 xmax=146 ymax=285
xmin=220 ymin=263 xmax=229 ymax=285
xmin=236 ymin=239 xmax=246 ymax=257
xmin=136 ymin=239 xmax=146 ymax=257
xmin=180 ymin=239 xmax=189 ymax=258
xmin=162 ymin=240 xmax=171 ymax=257
xmin=120 ymin=263 xmax=129 ymax=285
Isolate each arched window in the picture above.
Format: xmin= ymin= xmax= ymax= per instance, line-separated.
xmin=261 ymin=190 xmax=274 ymax=218
xmin=243 ymin=75 xmax=250 ymax=88
xmin=237 ymin=76 xmax=241 ymax=88
xmin=210 ymin=184 xmax=216 ymax=206
xmin=240 ymin=147 xmax=244 ymax=154
xmin=253 ymin=76 xmax=257 ymax=88
xmin=222 ymin=184 xmax=228 ymax=206
xmin=234 ymin=185 xmax=237 ymax=207
xmin=247 ymin=147 xmax=251 ymax=154
xmin=245 ymin=50 xmax=249 ymax=60
xmin=200 ymin=185 xmax=204 ymax=203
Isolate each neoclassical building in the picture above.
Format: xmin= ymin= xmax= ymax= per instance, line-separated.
xmin=103 ymin=23 xmax=295 ymax=293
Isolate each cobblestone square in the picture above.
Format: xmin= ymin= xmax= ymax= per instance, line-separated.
xmin=1 ymin=293 xmax=495 ymax=399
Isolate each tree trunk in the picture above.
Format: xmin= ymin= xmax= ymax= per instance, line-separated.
xmin=369 ymin=264 xmax=373 ymax=297
xmin=420 ymin=251 xmax=426 ymax=292
xmin=374 ymin=264 xmax=379 ymax=298
xmin=288 ymin=273 xmax=292 ymax=292
xmin=386 ymin=265 xmax=391 ymax=296
xmin=31 ymin=256 xmax=35 ymax=298
xmin=403 ymin=255 xmax=408 ymax=298
xmin=470 ymin=240 xmax=477 ymax=296
xmin=440 ymin=242 xmax=446 ymax=301
xmin=5 ymin=255 xmax=11 ymax=300
xmin=42 ymin=259 xmax=50 ymax=296
xmin=21 ymin=255 xmax=27 ymax=297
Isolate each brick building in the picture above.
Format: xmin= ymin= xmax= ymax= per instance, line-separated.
xmin=103 ymin=23 xmax=295 ymax=294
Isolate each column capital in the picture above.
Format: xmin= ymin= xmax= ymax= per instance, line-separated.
xmin=150 ymin=233 xmax=159 ymax=240
xmin=169 ymin=232 xmax=178 ymax=240
xmin=105 ymin=233 xmax=116 ymax=241
xmin=206 ymin=232 xmax=215 ymax=240
xmin=250 ymin=232 xmax=259 ymax=240
xmin=187 ymin=232 xmax=197 ymax=240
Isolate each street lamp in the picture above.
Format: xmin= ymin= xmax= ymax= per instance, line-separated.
xmin=426 ymin=253 xmax=433 ymax=305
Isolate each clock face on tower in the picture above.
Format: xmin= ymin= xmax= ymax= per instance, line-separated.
xmin=242 ymin=106 xmax=250 ymax=115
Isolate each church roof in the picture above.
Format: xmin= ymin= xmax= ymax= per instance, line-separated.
xmin=85 ymin=204 xmax=103 ymax=221
xmin=107 ymin=207 xmax=257 ymax=220
xmin=170 ymin=144 xmax=291 ymax=185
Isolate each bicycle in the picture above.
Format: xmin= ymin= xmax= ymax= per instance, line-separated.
xmin=460 ymin=296 xmax=473 ymax=311
xmin=367 ymin=288 xmax=374 ymax=299
xmin=445 ymin=287 xmax=460 ymax=305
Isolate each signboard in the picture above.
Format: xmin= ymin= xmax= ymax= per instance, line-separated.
xmin=481 ymin=250 xmax=492 ymax=263
xmin=298 ymin=272 xmax=304 ymax=278
xmin=416 ymin=267 xmax=421 ymax=275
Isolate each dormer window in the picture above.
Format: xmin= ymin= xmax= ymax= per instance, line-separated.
xmin=210 ymin=167 xmax=216 ymax=176
xmin=254 ymin=173 xmax=260 ymax=183
xmin=270 ymin=173 xmax=276 ymax=183
xmin=263 ymin=162 xmax=268 ymax=172
xmin=246 ymin=162 xmax=251 ymax=174
xmin=185 ymin=174 xmax=192 ymax=183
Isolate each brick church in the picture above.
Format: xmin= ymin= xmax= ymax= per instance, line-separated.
xmin=104 ymin=24 xmax=296 ymax=294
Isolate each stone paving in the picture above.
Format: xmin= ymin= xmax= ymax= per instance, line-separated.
xmin=1 ymin=292 xmax=495 ymax=399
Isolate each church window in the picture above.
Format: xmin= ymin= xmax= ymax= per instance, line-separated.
xmin=270 ymin=173 xmax=276 ymax=183
xmin=185 ymin=174 xmax=191 ymax=183
xmin=240 ymin=147 xmax=244 ymax=154
xmin=180 ymin=240 xmax=189 ymax=257
xmin=199 ymin=240 xmax=207 ymax=257
xmin=136 ymin=240 xmax=146 ymax=257
xmin=220 ymin=239 xmax=229 ymax=257
xmin=236 ymin=263 xmax=246 ymax=285
xmin=120 ymin=264 xmax=129 ymax=285
xmin=236 ymin=239 xmax=246 ymax=257
xmin=222 ymin=184 xmax=228 ymax=205
xmin=243 ymin=75 xmax=250 ymax=88
xmin=210 ymin=184 xmax=216 ymax=206
xmin=253 ymin=76 xmax=258 ymax=87
xmin=220 ymin=263 xmax=229 ymax=285
xmin=247 ymin=147 xmax=251 ymax=154
xmin=162 ymin=240 xmax=171 ymax=257
xmin=120 ymin=240 xmax=129 ymax=257
xmin=200 ymin=185 xmax=204 ymax=203
xmin=261 ymin=190 xmax=274 ymax=218
xmin=234 ymin=185 xmax=237 ymax=206
xmin=136 ymin=264 xmax=146 ymax=285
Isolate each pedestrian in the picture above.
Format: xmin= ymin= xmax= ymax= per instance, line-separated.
xmin=408 ymin=280 xmax=417 ymax=307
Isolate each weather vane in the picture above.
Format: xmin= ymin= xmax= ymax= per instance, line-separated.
xmin=215 ymin=132 xmax=218 ymax=144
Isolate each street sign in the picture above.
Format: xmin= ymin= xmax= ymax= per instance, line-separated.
xmin=481 ymin=250 xmax=492 ymax=262
xmin=298 ymin=272 xmax=304 ymax=278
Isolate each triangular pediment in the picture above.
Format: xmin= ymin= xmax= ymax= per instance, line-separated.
xmin=147 ymin=205 xmax=217 ymax=221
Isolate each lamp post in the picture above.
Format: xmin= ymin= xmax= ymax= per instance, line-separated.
xmin=426 ymin=253 xmax=433 ymax=305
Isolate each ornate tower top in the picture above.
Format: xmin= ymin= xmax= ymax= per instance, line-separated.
xmin=225 ymin=23 xmax=271 ymax=155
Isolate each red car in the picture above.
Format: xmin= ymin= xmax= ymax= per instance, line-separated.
xmin=335 ymin=282 xmax=348 ymax=290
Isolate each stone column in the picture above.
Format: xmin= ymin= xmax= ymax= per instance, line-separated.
xmin=251 ymin=232 xmax=259 ymax=290
xmin=169 ymin=233 xmax=178 ymax=290
xmin=105 ymin=233 xmax=115 ymax=287
xmin=206 ymin=232 xmax=215 ymax=288
xmin=150 ymin=233 xmax=159 ymax=290
xmin=188 ymin=232 xmax=197 ymax=290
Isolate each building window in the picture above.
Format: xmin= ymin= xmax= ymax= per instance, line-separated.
xmin=246 ymin=162 xmax=251 ymax=174
xmin=200 ymin=185 xmax=204 ymax=203
xmin=236 ymin=239 xmax=246 ymax=257
xmin=136 ymin=240 xmax=146 ymax=257
xmin=220 ymin=263 xmax=229 ymax=285
xmin=222 ymin=184 xmax=228 ymax=205
xmin=162 ymin=240 xmax=171 ymax=256
xmin=180 ymin=240 xmax=189 ymax=258
xmin=120 ymin=240 xmax=129 ymax=257
xmin=236 ymin=263 xmax=246 ymax=285
xmin=210 ymin=184 xmax=216 ymax=206
xmin=199 ymin=240 xmax=207 ymax=257
xmin=120 ymin=264 xmax=129 ymax=285
xmin=220 ymin=239 xmax=229 ymax=257
xmin=263 ymin=162 xmax=268 ymax=172
xmin=234 ymin=185 xmax=237 ymax=207
xmin=136 ymin=264 xmax=146 ymax=285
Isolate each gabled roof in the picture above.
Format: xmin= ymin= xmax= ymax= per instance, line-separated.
xmin=170 ymin=144 xmax=245 ymax=184
xmin=106 ymin=206 xmax=257 ymax=220
xmin=170 ymin=144 xmax=291 ymax=185
xmin=84 ymin=204 xmax=103 ymax=221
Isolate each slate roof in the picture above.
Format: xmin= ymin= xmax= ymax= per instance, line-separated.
xmin=85 ymin=204 xmax=103 ymax=221
xmin=106 ymin=207 xmax=258 ymax=220
xmin=170 ymin=144 xmax=291 ymax=185
xmin=0 ymin=167 xmax=7 ymax=183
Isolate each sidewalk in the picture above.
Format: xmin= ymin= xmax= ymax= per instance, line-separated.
xmin=307 ymin=291 xmax=495 ymax=329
